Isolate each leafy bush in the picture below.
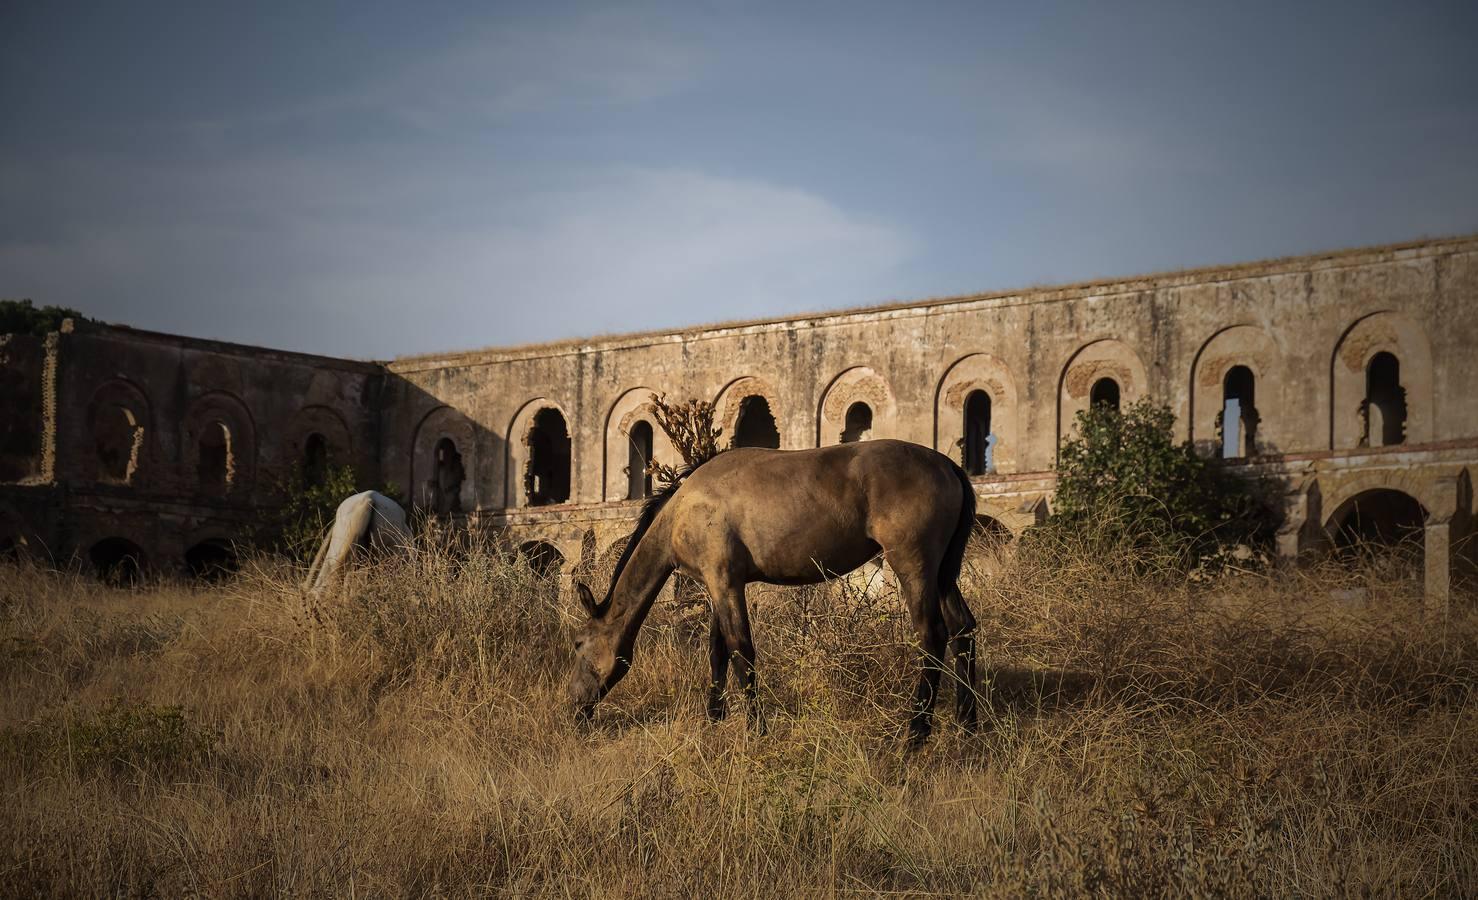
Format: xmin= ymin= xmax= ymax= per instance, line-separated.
xmin=265 ymin=463 xmax=402 ymax=561
xmin=0 ymin=299 xmax=91 ymax=336
xmin=1042 ymin=400 xmax=1278 ymax=566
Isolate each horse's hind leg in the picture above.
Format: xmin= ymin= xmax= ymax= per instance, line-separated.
xmin=894 ymin=565 xmax=947 ymax=748
xmin=940 ymin=586 xmax=978 ymax=731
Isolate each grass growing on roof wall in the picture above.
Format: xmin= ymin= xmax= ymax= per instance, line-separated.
xmin=0 ymin=528 xmax=1474 ymax=897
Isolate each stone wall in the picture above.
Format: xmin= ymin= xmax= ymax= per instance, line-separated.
xmin=3 ymin=235 xmax=1476 ymax=607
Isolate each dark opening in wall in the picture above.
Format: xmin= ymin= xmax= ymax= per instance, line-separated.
xmin=526 ymin=408 xmax=571 ymax=505
xmin=1090 ymin=378 xmax=1120 ymax=412
xmin=732 ymin=396 xmax=779 ymax=449
xmin=198 ymin=421 xmax=233 ymax=495
xmin=972 ymin=514 xmax=1010 ymax=548
xmin=304 ymin=432 xmax=328 ymax=487
xmin=841 ymin=402 xmax=873 ymax=443
xmin=963 ymin=390 xmax=993 ymax=475
xmin=185 ymin=539 xmax=238 ymax=581
xmin=519 ymin=540 xmax=564 ymax=578
xmin=1221 ymin=366 xmax=1258 ymax=459
xmin=432 ymin=437 xmax=465 ymax=515
xmin=90 ymin=537 xmax=145 ymax=586
xmin=95 ymin=404 xmax=144 ymax=484
xmin=1330 ymin=489 xmax=1425 ymax=563
xmin=627 ymin=420 xmax=654 ymax=500
xmin=1364 ymin=352 xmax=1407 ymax=447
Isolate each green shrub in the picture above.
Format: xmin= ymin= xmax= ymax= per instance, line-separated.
xmin=1041 ymin=400 xmax=1278 ymax=567
xmin=264 ymin=463 xmax=403 ymax=561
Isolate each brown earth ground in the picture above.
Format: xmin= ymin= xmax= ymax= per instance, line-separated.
xmin=1 ymin=534 xmax=1475 ymax=897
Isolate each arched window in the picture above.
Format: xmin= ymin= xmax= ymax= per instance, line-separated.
xmin=519 ymin=540 xmax=565 ymax=578
xmin=627 ymin=420 xmax=654 ymax=500
xmin=198 ymin=421 xmax=233 ymax=494
xmin=1221 ymin=366 xmax=1258 ymax=459
xmin=963 ymin=390 xmax=993 ymax=475
xmin=526 ymin=408 xmax=571 ymax=505
xmin=1090 ymin=378 xmax=1120 ymax=412
xmin=303 ymin=432 xmax=328 ymax=487
xmin=841 ymin=402 xmax=872 ymax=443
xmin=1364 ymin=352 xmax=1406 ymax=447
xmin=732 ymin=396 xmax=780 ymax=449
xmin=431 ymin=437 xmax=464 ymax=515
xmin=95 ymin=405 xmax=144 ymax=484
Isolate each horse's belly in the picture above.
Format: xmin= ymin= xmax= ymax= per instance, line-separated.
xmin=748 ymin=539 xmax=881 ymax=586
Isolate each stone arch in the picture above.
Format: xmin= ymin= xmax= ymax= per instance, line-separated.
xmin=1330 ymin=311 xmax=1434 ymax=449
xmin=1324 ymin=488 xmax=1427 ymax=559
xmin=183 ymin=391 xmax=256 ymax=498
xmin=287 ymin=405 xmax=352 ymax=485
xmin=603 ymin=387 xmax=676 ymax=502
xmin=518 ymin=540 xmax=565 ymax=578
xmin=185 ymin=538 xmax=238 ymax=581
xmin=817 ymin=366 xmax=897 ymax=447
xmin=714 ymin=376 xmax=782 ymax=449
xmin=411 ymin=406 xmax=476 ymax=515
xmin=1057 ymin=339 xmax=1149 ymax=451
xmin=936 ymin=354 xmax=1020 ymax=474
xmin=1190 ymin=324 xmax=1280 ymax=457
xmin=1320 ymin=469 xmax=1444 ymax=527
xmin=87 ymin=379 xmax=152 ymax=486
xmin=89 ymin=537 xmax=146 ymax=586
xmin=507 ymin=399 xmax=573 ymax=508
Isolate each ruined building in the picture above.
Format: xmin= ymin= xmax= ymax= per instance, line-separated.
xmin=3 ymin=236 xmax=1476 ymax=611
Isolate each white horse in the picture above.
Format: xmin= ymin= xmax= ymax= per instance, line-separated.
xmin=303 ymin=491 xmax=413 ymax=597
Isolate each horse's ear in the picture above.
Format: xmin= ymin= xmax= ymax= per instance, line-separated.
xmin=576 ymin=582 xmax=601 ymax=619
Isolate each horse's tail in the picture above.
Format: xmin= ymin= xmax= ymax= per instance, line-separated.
xmin=938 ymin=463 xmax=978 ymax=633
xmin=302 ymin=523 xmax=334 ymax=594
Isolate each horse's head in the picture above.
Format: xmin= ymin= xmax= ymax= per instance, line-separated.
xmin=567 ymin=581 xmax=630 ymax=721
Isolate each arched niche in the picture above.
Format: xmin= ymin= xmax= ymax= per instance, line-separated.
xmin=1330 ymin=311 xmax=1434 ymax=449
xmin=286 ymin=405 xmax=353 ymax=484
xmin=87 ymin=378 xmax=152 ymax=486
xmin=817 ymin=367 xmax=897 ymax=447
xmin=714 ymin=376 xmax=783 ymax=449
xmin=182 ymin=391 xmax=256 ymax=498
xmin=507 ymin=398 xmax=573 ymax=508
xmin=1057 ymin=339 xmax=1149 ymax=450
xmin=603 ymin=387 xmax=676 ymax=502
xmin=935 ymin=354 xmax=1019 ymax=474
xmin=1190 ymin=325 xmax=1280 ymax=457
xmin=411 ymin=405 xmax=476 ymax=515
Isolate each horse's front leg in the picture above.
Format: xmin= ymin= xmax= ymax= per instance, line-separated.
xmin=710 ymin=579 xmax=764 ymax=734
xmin=707 ymin=609 xmax=730 ymax=722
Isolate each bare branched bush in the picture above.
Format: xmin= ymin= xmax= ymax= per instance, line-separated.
xmin=644 ymin=392 xmax=722 ymax=486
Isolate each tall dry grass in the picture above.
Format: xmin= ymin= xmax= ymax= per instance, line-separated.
xmin=1 ymin=532 xmax=1474 ymax=897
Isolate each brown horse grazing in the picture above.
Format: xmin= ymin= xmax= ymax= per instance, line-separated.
xmin=568 ymin=439 xmax=979 ymax=745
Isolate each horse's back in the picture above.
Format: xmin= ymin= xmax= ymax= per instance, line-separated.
xmin=670 ymin=441 xmax=964 ymax=583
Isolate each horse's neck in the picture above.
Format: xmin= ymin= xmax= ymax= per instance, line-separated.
xmin=609 ymin=516 xmax=676 ymax=646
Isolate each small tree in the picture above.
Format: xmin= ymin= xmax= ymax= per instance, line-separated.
xmin=645 ymin=393 xmax=723 ymax=487
xmin=1045 ymin=399 xmax=1277 ymax=566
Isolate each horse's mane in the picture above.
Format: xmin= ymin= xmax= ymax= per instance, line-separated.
xmin=600 ymin=455 xmax=715 ymax=604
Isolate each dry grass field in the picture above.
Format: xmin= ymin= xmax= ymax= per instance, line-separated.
xmin=2 ymin=534 xmax=1475 ymax=897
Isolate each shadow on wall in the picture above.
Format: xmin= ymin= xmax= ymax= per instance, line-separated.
xmin=394 ymin=379 xmax=507 ymax=518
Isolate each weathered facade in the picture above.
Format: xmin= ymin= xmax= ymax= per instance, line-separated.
xmin=4 ymin=236 xmax=1476 ymax=609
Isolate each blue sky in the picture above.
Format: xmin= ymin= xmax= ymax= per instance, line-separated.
xmin=2 ymin=1 xmax=1475 ymax=359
